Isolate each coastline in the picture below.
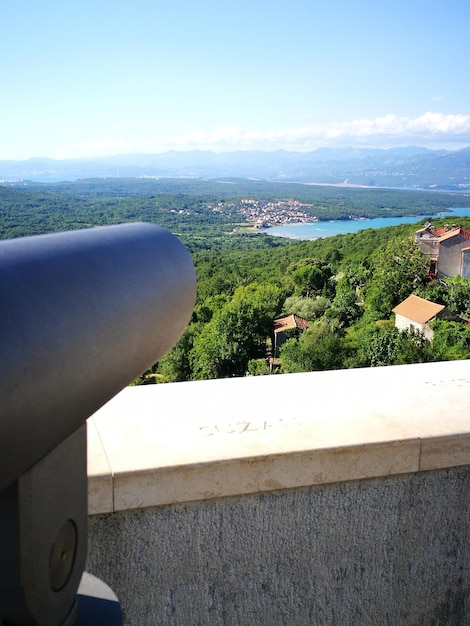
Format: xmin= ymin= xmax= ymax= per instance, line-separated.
xmin=257 ymin=207 xmax=470 ymax=240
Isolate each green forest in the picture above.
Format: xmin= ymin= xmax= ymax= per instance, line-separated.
xmin=2 ymin=178 xmax=470 ymax=382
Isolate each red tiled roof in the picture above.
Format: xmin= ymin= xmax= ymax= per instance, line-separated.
xmin=415 ymin=225 xmax=451 ymax=237
xmin=438 ymin=227 xmax=470 ymax=243
xmin=438 ymin=228 xmax=463 ymax=242
xmin=392 ymin=294 xmax=445 ymax=324
xmin=415 ymin=225 xmax=469 ymax=241
xmin=274 ymin=314 xmax=310 ymax=333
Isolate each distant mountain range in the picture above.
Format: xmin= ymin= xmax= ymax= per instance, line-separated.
xmin=1 ymin=146 xmax=470 ymax=191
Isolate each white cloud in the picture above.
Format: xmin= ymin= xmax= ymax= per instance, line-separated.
xmin=57 ymin=113 xmax=470 ymax=158
xmin=170 ymin=113 xmax=470 ymax=152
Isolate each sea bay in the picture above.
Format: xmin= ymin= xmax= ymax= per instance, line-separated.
xmin=262 ymin=208 xmax=470 ymax=240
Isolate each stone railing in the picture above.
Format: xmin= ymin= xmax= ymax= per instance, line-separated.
xmin=86 ymin=360 xmax=470 ymax=626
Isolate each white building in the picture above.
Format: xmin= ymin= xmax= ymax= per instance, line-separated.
xmin=392 ymin=294 xmax=446 ymax=340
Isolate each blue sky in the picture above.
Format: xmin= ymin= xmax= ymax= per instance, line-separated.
xmin=2 ymin=0 xmax=470 ymax=159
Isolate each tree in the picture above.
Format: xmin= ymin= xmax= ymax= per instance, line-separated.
xmin=346 ymin=263 xmax=370 ymax=294
xmin=366 ymin=235 xmax=429 ymax=318
xmin=289 ymin=259 xmax=333 ymax=298
xmin=440 ymin=277 xmax=470 ymax=317
xmin=430 ymin=319 xmax=470 ymax=361
xmin=190 ymin=320 xmax=232 ymax=379
xmin=414 ymin=279 xmax=447 ymax=306
xmin=193 ymin=295 xmax=229 ymax=324
xmin=327 ymin=284 xmax=362 ymax=327
xmin=352 ymin=322 xmax=433 ymax=367
xmin=282 ymin=295 xmax=330 ymax=320
xmin=157 ymin=324 xmax=200 ymax=382
xmin=190 ymin=283 xmax=282 ymax=379
xmin=247 ymin=359 xmax=270 ymax=376
xmin=279 ymin=319 xmax=345 ymax=373
xmin=417 ymin=277 xmax=470 ymax=318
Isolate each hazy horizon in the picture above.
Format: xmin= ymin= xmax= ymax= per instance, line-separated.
xmin=2 ymin=143 xmax=470 ymax=164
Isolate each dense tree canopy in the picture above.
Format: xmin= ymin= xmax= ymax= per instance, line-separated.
xmin=280 ymin=319 xmax=346 ymax=373
xmin=366 ymin=235 xmax=430 ymax=317
xmin=2 ymin=177 xmax=470 ymax=381
xmin=190 ymin=283 xmax=283 ymax=380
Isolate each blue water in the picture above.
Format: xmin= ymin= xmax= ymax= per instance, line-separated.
xmin=261 ymin=208 xmax=470 ymax=240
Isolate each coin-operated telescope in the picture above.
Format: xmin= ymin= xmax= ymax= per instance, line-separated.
xmin=0 ymin=223 xmax=196 ymax=625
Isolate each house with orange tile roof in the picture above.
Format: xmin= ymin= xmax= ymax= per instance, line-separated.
xmin=436 ymin=227 xmax=470 ymax=279
xmin=392 ymin=294 xmax=456 ymax=340
xmin=414 ymin=223 xmax=470 ymax=279
xmin=273 ymin=314 xmax=309 ymax=356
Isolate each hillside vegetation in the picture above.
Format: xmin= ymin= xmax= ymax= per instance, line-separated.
xmin=1 ymin=178 xmax=470 ymax=381
xmin=2 ymin=178 xmax=469 ymax=240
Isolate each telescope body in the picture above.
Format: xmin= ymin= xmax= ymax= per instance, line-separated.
xmin=0 ymin=222 xmax=196 ymax=624
xmin=0 ymin=222 xmax=196 ymax=492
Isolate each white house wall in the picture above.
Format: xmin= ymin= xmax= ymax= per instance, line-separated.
xmin=394 ymin=314 xmax=433 ymax=340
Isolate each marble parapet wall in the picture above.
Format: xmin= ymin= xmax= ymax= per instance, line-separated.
xmin=87 ymin=360 xmax=470 ymax=515
xmin=86 ymin=361 xmax=470 ymax=625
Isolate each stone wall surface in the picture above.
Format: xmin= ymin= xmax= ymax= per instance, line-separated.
xmin=87 ymin=466 xmax=469 ymax=626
